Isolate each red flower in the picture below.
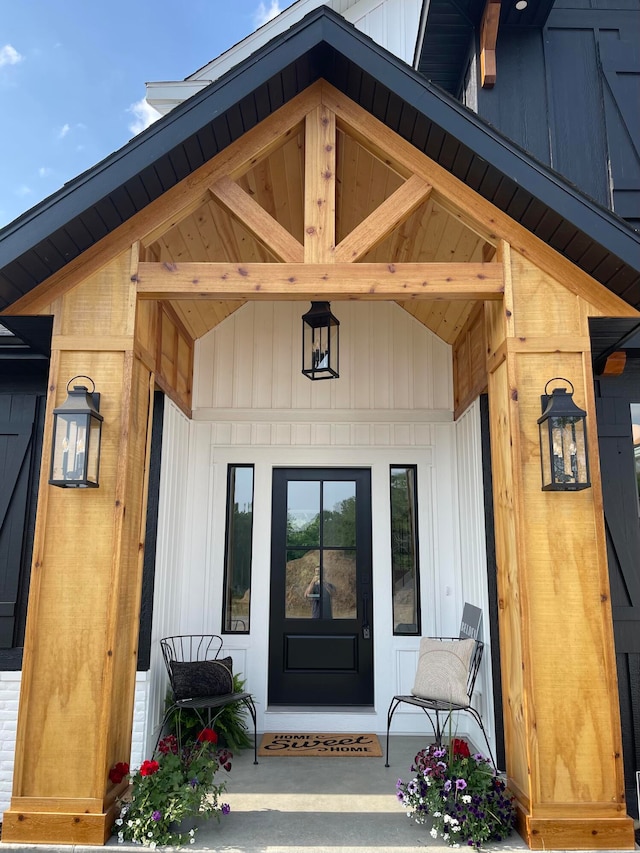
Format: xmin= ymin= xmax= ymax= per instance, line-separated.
xmin=108 ymin=762 xmax=130 ymax=784
xmin=451 ymin=738 xmax=471 ymax=758
xmin=139 ymin=760 xmax=160 ymax=776
xmin=158 ymin=735 xmax=178 ymax=755
xmin=197 ymin=728 xmax=218 ymax=744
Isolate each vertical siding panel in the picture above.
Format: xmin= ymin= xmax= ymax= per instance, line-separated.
xmin=253 ymin=303 xmax=275 ymax=409
xmin=413 ymin=312 xmax=433 ymax=408
xmin=392 ymin=305 xmax=411 ymax=409
xmin=432 ymin=335 xmax=453 ymax=410
xmin=372 ymin=303 xmax=391 ymax=409
xmin=455 ymin=400 xmax=497 ymax=755
xmin=273 ymin=302 xmax=294 ymax=409
xmin=353 ymin=303 xmax=372 ymax=409
xmin=212 ymin=312 xmax=235 ymax=408
xmin=147 ymin=399 xmax=191 ymax=756
xmin=233 ymin=305 xmax=254 ymax=407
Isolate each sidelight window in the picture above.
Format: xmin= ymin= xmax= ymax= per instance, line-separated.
xmin=222 ymin=465 xmax=254 ymax=633
xmin=390 ymin=465 xmax=421 ymax=635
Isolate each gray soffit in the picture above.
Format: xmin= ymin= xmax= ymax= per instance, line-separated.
xmin=1 ymin=5 xmax=639 ymax=315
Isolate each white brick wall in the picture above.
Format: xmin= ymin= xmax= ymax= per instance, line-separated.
xmin=0 ymin=671 xmax=151 ymax=819
xmin=0 ymin=672 xmax=20 ymax=818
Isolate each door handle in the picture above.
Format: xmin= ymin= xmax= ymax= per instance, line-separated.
xmin=362 ymin=594 xmax=371 ymax=639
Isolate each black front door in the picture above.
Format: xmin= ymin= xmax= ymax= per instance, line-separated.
xmin=268 ymin=468 xmax=373 ymax=705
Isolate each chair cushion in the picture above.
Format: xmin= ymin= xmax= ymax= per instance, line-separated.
xmin=171 ymin=656 xmax=233 ymax=701
xmin=411 ymin=638 xmax=475 ymax=707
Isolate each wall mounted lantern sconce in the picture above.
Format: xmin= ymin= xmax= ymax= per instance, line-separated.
xmin=301 ymin=301 xmax=340 ymax=380
xmin=49 ymin=376 xmax=103 ymax=488
xmin=537 ymin=378 xmax=590 ymax=491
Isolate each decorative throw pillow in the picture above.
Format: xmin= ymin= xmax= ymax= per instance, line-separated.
xmin=171 ymin=656 xmax=233 ymax=701
xmin=411 ymin=638 xmax=475 ymax=707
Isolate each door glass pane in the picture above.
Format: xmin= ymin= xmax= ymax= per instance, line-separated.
xmin=390 ymin=466 xmax=421 ymax=635
xmin=285 ymin=549 xmax=319 ymax=619
xmin=323 ymin=550 xmax=357 ymax=619
xmin=286 ymin=481 xmax=320 ymax=547
xmin=323 ymin=481 xmax=356 ymax=547
xmin=631 ymin=404 xmax=640 ymax=514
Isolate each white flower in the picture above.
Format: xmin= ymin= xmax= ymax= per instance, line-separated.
xmin=462 ymin=794 xmax=472 ymax=804
xmin=148 ymin=832 xmax=153 ymax=837
xmin=149 ymin=844 xmax=156 ymax=850
xmin=115 ymin=818 xmax=123 ymax=826
xmin=433 ymin=811 xmax=442 ymax=817
xmin=189 ymin=829 xmax=195 ymax=836
xmin=430 ymin=828 xmax=438 ymax=839
xmin=443 ymin=814 xmax=451 ymax=824
xmin=117 ymin=833 xmax=124 ymax=844
xmin=190 ymin=839 xmax=195 ymax=845
xmin=443 ymin=833 xmax=449 ymax=841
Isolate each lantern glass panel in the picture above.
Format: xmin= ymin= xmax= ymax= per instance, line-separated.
xmin=51 ymin=413 xmax=89 ymax=484
xmin=87 ymin=417 xmax=102 ymax=485
xmin=542 ymin=415 xmax=588 ymax=489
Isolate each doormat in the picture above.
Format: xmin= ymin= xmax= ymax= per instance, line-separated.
xmin=258 ymin=732 xmax=382 ymax=757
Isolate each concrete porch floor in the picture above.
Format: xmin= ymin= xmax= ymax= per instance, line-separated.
xmin=1 ymin=736 xmax=637 ymax=852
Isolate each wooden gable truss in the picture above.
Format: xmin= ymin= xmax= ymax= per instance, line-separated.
xmin=2 ymin=81 xmax=637 ymax=849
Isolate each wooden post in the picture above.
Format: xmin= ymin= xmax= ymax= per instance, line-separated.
xmin=2 ymin=249 xmax=154 ymax=845
xmin=485 ymin=243 xmax=635 ymax=849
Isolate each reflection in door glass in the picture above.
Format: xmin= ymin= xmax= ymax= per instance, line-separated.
xmin=283 ymin=480 xmax=358 ymax=620
xmin=631 ymin=404 xmax=640 ymax=514
xmin=323 ymin=481 xmax=356 ymax=547
xmin=286 ymin=481 xmax=320 ymax=546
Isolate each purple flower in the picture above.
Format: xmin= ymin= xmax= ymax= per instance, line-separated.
xmin=189 ymin=778 xmax=199 ymax=788
xmin=221 ymin=803 xmax=230 ymax=815
xmin=444 ymin=779 xmax=452 ymax=792
xmin=455 ymin=778 xmax=467 ymax=791
xmin=152 ymin=810 xmax=162 ymax=821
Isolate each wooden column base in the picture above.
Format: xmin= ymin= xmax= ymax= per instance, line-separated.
xmin=2 ymin=802 xmax=117 ymax=846
xmin=515 ymin=801 xmax=636 ymax=850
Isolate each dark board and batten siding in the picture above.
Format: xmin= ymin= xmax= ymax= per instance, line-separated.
xmin=595 ymin=360 xmax=640 ymax=820
xmin=473 ymin=0 xmax=640 ymax=232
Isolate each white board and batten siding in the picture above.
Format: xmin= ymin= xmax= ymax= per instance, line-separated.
xmin=146 ymin=0 xmax=423 ymax=115
xmin=143 ymin=300 xmax=496 ymax=753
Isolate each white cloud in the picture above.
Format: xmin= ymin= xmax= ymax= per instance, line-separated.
xmin=16 ymin=185 xmax=32 ymax=197
xmin=254 ymin=1 xmax=282 ymax=27
xmin=0 ymin=44 xmax=23 ymax=67
xmin=128 ymin=97 xmax=161 ymax=136
xmin=38 ymin=166 xmax=51 ymax=178
xmin=58 ymin=123 xmax=70 ymax=139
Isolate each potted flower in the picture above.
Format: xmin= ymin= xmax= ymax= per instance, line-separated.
xmin=396 ymin=738 xmax=516 ymax=848
xmin=110 ymin=728 xmax=232 ymax=847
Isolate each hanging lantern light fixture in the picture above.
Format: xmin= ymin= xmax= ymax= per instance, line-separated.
xmin=49 ymin=376 xmax=103 ymax=488
xmin=537 ymin=378 xmax=590 ymax=491
xmin=301 ymin=301 xmax=340 ymax=380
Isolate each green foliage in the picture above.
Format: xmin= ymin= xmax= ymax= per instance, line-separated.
xmin=112 ymin=731 xmax=231 ymax=847
xmin=164 ymin=674 xmax=253 ymax=753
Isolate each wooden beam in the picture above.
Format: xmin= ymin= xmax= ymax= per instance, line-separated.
xmin=304 ymin=105 xmax=336 ymax=263
xmin=321 ymin=83 xmax=638 ymax=318
xmin=334 ymin=175 xmax=432 ymax=262
xmin=135 ymin=261 xmax=503 ymax=301
xmin=480 ymin=0 xmax=501 ymax=88
xmin=601 ymin=351 xmax=627 ymax=375
xmin=210 ymin=175 xmax=304 ymax=263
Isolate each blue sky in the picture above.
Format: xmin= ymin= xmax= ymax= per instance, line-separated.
xmin=0 ymin=1 xmax=296 ymax=228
